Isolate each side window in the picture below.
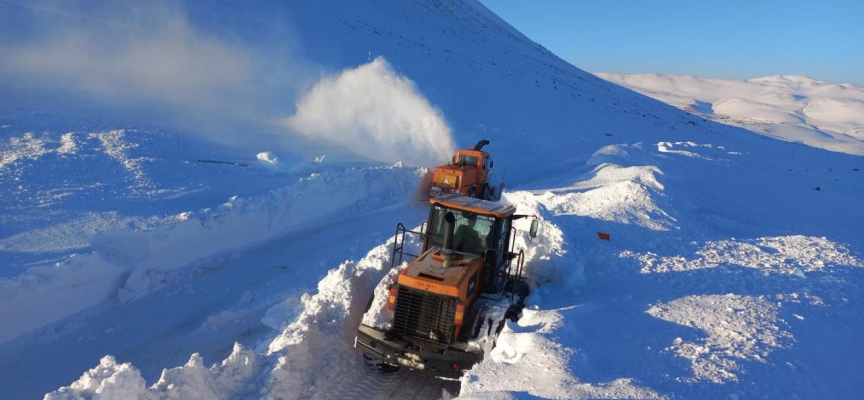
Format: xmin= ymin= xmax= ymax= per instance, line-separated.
xmin=426 ymin=208 xmax=446 ymax=250
xmin=499 ymin=219 xmax=511 ymax=254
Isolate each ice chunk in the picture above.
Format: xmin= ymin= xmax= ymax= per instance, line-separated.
xmin=257 ymin=151 xmax=279 ymax=165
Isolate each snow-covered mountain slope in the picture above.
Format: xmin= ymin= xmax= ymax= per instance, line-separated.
xmin=596 ymin=73 xmax=864 ymax=155
xmin=1 ymin=0 xmax=862 ymax=399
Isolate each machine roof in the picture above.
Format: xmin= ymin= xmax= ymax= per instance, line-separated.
xmin=429 ymin=194 xmax=516 ymax=218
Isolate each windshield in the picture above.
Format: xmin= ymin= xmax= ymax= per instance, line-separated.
xmin=458 ymin=154 xmax=479 ymax=166
xmin=427 ymin=206 xmax=495 ymax=256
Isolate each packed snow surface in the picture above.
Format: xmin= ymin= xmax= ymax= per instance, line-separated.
xmin=1 ymin=0 xmax=862 ymax=399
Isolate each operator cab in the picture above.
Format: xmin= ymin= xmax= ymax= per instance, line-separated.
xmin=426 ymin=207 xmax=498 ymax=256
xmin=425 ymin=195 xmax=518 ymax=293
xmin=454 ymin=153 xmax=480 ymax=167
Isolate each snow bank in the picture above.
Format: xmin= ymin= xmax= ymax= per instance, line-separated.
xmin=0 ymin=165 xmax=423 ymax=344
xmin=360 ymin=260 xmax=413 ymax=330
xmin=0 ymin=212 xmax=147 ymax=254
xmin=358 ymin=221 xmax=432 ymax=330
xmin=532 ymin=144 xmax=677 ymax=232
xmin=460 ymin=308 xmax=662 ymax=399
xmin=45 ymin=356 xmax=151 ymax=400
xmin=503 ymin=191 xmax=587 ymax=291
xmin=43 ymin=228 xmax=407 ymax=400
xmin=147 ymin=345 xmax=259 ymax=400
xmin=262 ymin=252 xmax=388 ymax=398
xmin=45 ymin=343 xmax=259 ymax=400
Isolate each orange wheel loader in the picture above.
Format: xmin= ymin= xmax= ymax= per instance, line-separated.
xmin=354 ymin=194 xmax=537 ymax=378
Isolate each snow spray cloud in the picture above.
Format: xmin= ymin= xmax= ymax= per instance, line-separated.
xmin=284 ymin=57 xmax=456 ymax=167
xmin=1 ymin=7 xmax=244 ymax=102
xmin=0 ymin=0 xmax=311 ymax=148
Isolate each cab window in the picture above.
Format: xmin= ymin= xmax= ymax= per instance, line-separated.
xmin=425 ymin=206 xmax=494 ymax=256
xmin=458 ymin=155 xmax=479 ymax=166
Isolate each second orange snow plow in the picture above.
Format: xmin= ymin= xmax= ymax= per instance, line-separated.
xmin=428 ymin=140 xmax=504 ymax=200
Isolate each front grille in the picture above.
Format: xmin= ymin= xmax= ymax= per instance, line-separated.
xmin=390 ymin=286 xmax=456 ymax=345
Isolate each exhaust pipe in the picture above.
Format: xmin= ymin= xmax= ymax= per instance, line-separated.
xmin=442 ymin=212 xmax=456 ymax=267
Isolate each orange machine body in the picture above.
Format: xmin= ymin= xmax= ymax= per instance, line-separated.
xmin=429 ymin=140 xmax=496 ymax=199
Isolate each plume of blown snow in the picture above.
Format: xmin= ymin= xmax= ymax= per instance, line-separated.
xmin=284 ymin=57 xmax=456 ymax=167
xmin=0 ymin=0 xmax=312 ymax=150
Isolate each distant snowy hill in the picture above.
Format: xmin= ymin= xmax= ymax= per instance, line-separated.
xmin=596 ymin=73 xmax=864 ymax=155
xmin=1 ymin=1 xmax=862 ymax=399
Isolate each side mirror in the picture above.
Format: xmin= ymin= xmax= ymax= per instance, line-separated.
xmin=529 ymin=220 xmax=539 ymax=239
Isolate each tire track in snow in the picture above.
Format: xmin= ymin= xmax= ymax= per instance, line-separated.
xmin=311 ymin=360 xmax=458 ymax=400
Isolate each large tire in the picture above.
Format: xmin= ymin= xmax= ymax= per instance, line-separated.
xmin=363 ymin=353 xmax=400 ymax=374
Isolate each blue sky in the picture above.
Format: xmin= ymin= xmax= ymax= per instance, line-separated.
xmin=479 ymin=0 xmax=864 ymax=85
